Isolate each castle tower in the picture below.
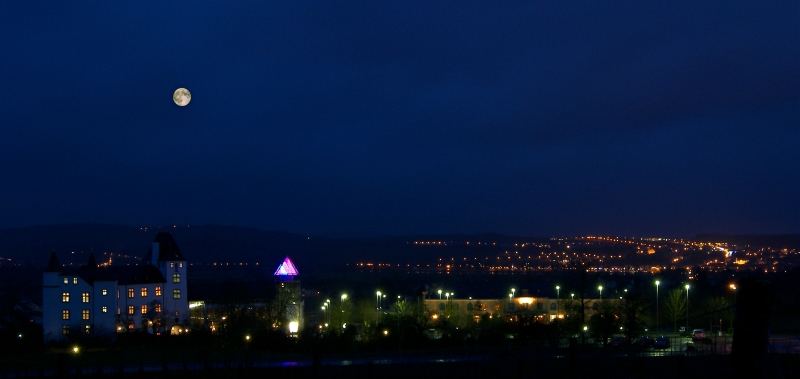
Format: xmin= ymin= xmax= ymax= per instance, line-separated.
xmin=42 ymin=252 xmax=63 ymax=342
xmin=274 ymin=257 xmax=302 ymax=335
xmin=150 ymin=232 xmax=189 ymax=327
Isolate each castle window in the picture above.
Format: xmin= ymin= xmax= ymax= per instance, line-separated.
xmin=81 ymin=292 xmax=90 ymax=303
xmin=172 ymin=289 xmax=181 ymax=299
xmin=101 ymin=288 xmax=108 ymax=296
xmin=127 ymin=288 xmax=135 ymax=298
xmin=63 ymin=277 xmax=69 ymax=284
xmin=178 ymin=262 xmax=183 ymax=268
xmin=128 ymin=305 xmax=135 ymax=315
xmin=170 ymin=262 xmax=175 ymax=268
xmin=84 ymin=325 xmax=91 ymax=335
xmin=155 ymin=286 xmax=162 ymax=296
xmin=62 ymin=309 xmax=70 ymax=320
xmin=101 ymin=306 xmax=108 ymax=313
xmin=154 ymin=304 xmax=162 ymax=313
xmin=61 ymin=292 xmax=70 ymax=303
xmin=141 ymin=305 xmax=148 ymax=315
xmin=62 ymin=326 xmax=70 ymax=336
xmin=141 ymin=287 xmax=148 ymax=297
xmin=172 ymin=273 xmax=181 ymax=284
xmin=72 ymin=277 xmax=78 ymax=285
xmin=82 ymin=309 xmax=90 ymax=320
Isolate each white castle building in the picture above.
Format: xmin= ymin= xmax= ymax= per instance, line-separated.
xmin=42 ymin=232 xmax=189 ymax=342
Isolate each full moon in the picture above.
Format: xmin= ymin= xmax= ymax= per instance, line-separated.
xmin=173 ymin=88 xmax=191 ymax=107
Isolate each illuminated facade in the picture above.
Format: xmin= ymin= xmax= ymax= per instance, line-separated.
xmin=424 ymin=296 xmax=606 ymax=322
xmin=42 ymin=232 xmax=189 ymax=342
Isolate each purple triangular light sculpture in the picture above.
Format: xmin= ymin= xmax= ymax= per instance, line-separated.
xmin=274 ymin=256 xmax=299 ymax=276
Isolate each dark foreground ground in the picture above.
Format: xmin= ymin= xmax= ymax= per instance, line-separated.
xmin=2 ymin=350 xmax=797 ymax=379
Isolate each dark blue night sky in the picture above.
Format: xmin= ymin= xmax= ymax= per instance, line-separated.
xmin=1 ymin=1 xmax=798 ymax=236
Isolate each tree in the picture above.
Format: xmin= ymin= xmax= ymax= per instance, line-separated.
xmin=589 ymin=301 xmax=620 ymax=344
xmin=704 ymin=297 xmax=733 ymax=334
xmin=621 ymin=294 xmax=648 ymax=340
xmin=663 ymin=289 xmax=686 ymax=333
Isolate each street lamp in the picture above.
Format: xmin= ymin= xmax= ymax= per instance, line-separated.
xmin=685 ymin=284 xmax=690 ymax=330
xmin=437 ymin=289 xmax=442 ymax=300
xmin=655 ymin=280 xmax=660 ymax=332
xmin=597 ymin=285 xmax=603 ymax=300
xmin=511 ymin=288 xmax=516 ymax=298
xmin=570 ymin=293 xmax=575 ymax=300
xmin=555 ymin=285 xmax=561 ymax=316
xmin=376 ymin=291 xmax=382 ymax=310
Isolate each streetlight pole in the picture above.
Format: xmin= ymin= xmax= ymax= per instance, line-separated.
xmin=376 ymin=290 xmax=382 ymax=322
xmin=437 ymin=289 xmax=442 ymax=300
xmin=555 ymin=285 xmax=561 ymax=317
xmin=654 ymin=280 xmax=660 ymax=333
xmin=597 ymin=285 xmax=603 ymax=300
xmin=685 ymin=284 xmax=690 ymax=331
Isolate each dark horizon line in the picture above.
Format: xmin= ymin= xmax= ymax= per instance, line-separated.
xmin=2 ymin=222 xmax=799 ymax=241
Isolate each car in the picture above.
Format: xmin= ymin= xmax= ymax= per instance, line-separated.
xmin=654 ymin=336 xmax=670 ymax=349
xmin=608 ymin=336 xmax=628 ymax=348
xmin=691 ymin=329 xmax=706 ymax=342
xmin=635 ymin=336 xmax=655 ymax=348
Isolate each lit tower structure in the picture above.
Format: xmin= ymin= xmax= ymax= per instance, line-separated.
xmin=149 ymin=232 xmax=189 ymax=328
xmin=274 ymin=256 xmax=302 ymax=336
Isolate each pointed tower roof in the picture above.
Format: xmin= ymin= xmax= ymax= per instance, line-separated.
xmin=274 ymin=256 xmax=299 ymax=276
xmin=152 ymin=232 xmax=184 ymax=261
xmin=45 ymin=252 xmax=61 ymax=272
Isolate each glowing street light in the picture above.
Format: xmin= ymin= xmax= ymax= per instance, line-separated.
xmin=437 ymin=289 xmax=442 ymax=299
xmin=341 ymin=293 xmax=348 ymax=301
xmin=511 ymin=288 xmax=516 ymax=298
xmin=71 ymin=345 xmax=80 ymax=355
xmin=685 ymin=284 xmax=691 ymax=330
xmin=597 ymin=285 xmax=603 ymax=300
xmin=376 ymin=290 xmax=382 ymax=310
xmin=555 ymin=285 xmax=561 ymax=316
xmin=655 ymin=280 xmax=661 ymax=332
xmin=570 ymin=293 xmax=575 ymax=300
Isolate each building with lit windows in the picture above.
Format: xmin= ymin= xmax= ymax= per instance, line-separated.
xmin=424 ymin=296 xmax=607 ymax=323
xmin=41 ymin=232 xmax=189 ymax=342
